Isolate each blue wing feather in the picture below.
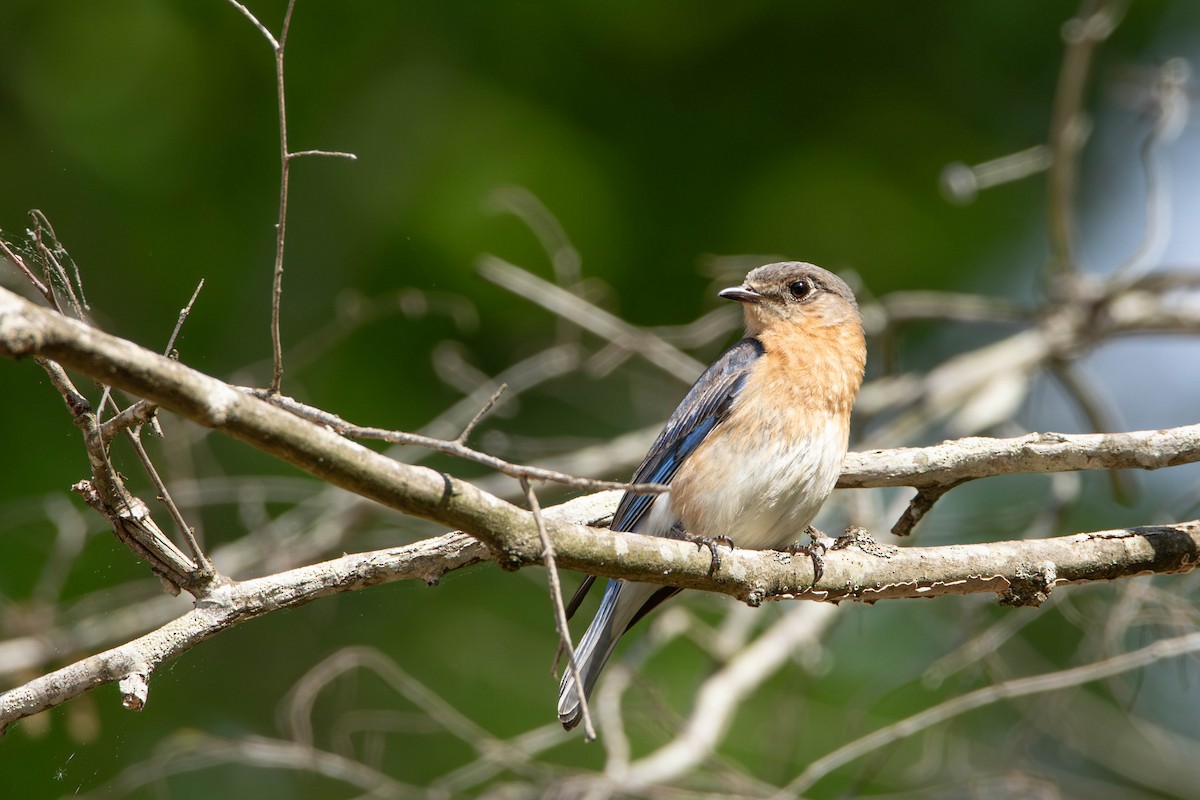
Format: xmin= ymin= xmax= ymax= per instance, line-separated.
xmin=610 ymin=337 xmax=764 ymax=532
xmin=559 ymin=336 xmax=766 ymax=697
xmin=559 ymin=338 xmax=766 ymax=712
xmin=564 ymin=337 xmax=764 ymax=622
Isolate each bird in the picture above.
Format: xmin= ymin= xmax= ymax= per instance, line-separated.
xmin=557 ymin=261 xmax=866 ymax=731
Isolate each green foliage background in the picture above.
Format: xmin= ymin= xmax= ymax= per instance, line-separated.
xmin=2 ymin=2 xmax=1199 ymax=797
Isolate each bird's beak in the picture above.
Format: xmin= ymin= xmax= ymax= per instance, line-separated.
xmin=718 ymin=285 xmax=762 ymax=304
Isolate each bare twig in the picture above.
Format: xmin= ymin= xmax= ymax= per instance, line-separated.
xmin=109 ymin=278 xmax=217 ymax=572
xmin=98 ymin=280 xmax=203 ymax=445
xmin=0 ymin=233 xmax=52 ymax=303
xmin=251 ymin=387 xmax=668 ymax=495
xmin=223 ymin=0 xmax=357 ymax=394
xmin=99 ymin=399 xmax=159 ymax=441
xmin=266 ymin=287 xmax=478 ymax=377
xmin=29 ymin=209 xmax=89 ymax=319
xmin=285 ymin=647 xmax=495 ymax=750
xmin=889 ymin=480 xmax=965 ymax=537
xmin=418 ymin=342 xmax=581 ymax=442
xmin=0 ymin=531 xmax=485 ymax=734
xmin=1112 ymin=57 xmax=1190 ymax=282
xmin=840 ymin=425 xmax=1200 ymax=490
xmin=1046 ymin=0 xmax=1122 ymax=279
xmin=455 ymin=383 xmax=507 ymax=445
xmin=120 ymin=430 xmax=212 ymax=576
xmin=223 ymin=0 xmax=279 ymax=47
xmin=268 ymin=0 xmax=298 ymax=393
xmin=486 ymin=186 xmax=581 ymax=289
xmin=939 ymin=144 xmax=1053 ymax=204
xmin=77 ymin=731 xmax=423 ymax=800
xmin=92 ymin=281 xmax=213 ymax=575
xmin=165 ymin=279 xmax=205 ymax=357
xmin=33 ymin=357 xmax=201 ymax=594
xmin=287 ymin=149 xmax=358 ymax=160
xmin=649 ymin=304 xmax=741 ymax=349
xmin=477 ymin=255 xmax=706 ymax=384
xmin=778 ymin=629 xmax=1200 ymax=796
xmin=3 ymin=225 xmax=205 ymax=587
xmin=522 ymin=478 xmax=595 ymax=740
xmin=604 ymin=604 xmax=839 ymax=792
xmin=863 ymin=291 xmax=1031 ymax=335
xmin=70 ymin=479 xmax=199 ymax=594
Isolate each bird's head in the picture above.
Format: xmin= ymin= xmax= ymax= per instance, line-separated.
xmin=719 ymin=262 xmax=860 ymax=338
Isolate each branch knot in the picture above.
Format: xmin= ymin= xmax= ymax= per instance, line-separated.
xmin=1001 ymin=561 xmax=1057 ymax=607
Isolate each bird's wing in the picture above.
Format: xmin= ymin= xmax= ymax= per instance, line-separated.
xmin=560 ymin=339 xmax=764 ymax=719
xmin=610 ymin=337 xmax=764 ymax=533
xmin=564 ymin=337 xmax=763 ymax=621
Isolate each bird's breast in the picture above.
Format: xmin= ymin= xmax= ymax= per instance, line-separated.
xmin=664 ymin=403 xmax=849 ymax=550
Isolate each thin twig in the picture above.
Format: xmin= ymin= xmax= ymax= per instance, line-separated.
xmin=37 ymin=356 xmax=197 ymax=592
xmin=223 ymin=0 xmax=356 ymax=395
xmin=124 ymin=278 xmax=214 ymax=571
xmin=889 ymin=480 xmax=965 ymax=537
xmin=30 ymin=210 xmax=87 ymax=319
xmin=418 ymin=343 xmax=582 ymax=443
xmin=1045 ymin=0 xmax=1121 ymax=280
xmin=486 ymin=187 xmax=581 ymax=289
xmin=1112 ymin=57 xmax=1190 ymax=282
xmin=121 ymin=430 xmax=213 ymax=577
xmin=522 ymin=478 xmax=596 ymax=740
xmin=222 ymin=0 xmax=279 ymax=47
xmin=78 ymin=731 xmax=424 ymax=800
xmin=17 ymin=247 xmax=195 ymax=588
xmin=939 ymin=144 xmax=1053 ymax=204
xmin=777 ymin=629 xmax=1200 ymax=796
xmin=64 ymin=268 xmax=210 ymax=582
xmin=251 ymin=387 xmax=668 ymax=495
xmin=649 ymin=305 xmax=741 ymax=349
xmin=0 ymin=235 xmax=52 ymax=303
xmin=455 ymin=384 xmax=507 ymax=445
xmin=165 ymin=279 xmax=205 ymax=357
xmin=91 ymin=383 xmax=209 ymax=582
xmin=861 ymin=291 xmax=1031 ymax=338
xmin=606 ymin=604 xmax=839 ymax=791
xmin=478 ymin=255 xmax=706 ymax=384
xmin=268 ymin=0 xmax=298 ymax=394
xmin=287 ymin=149 xmax=358 ymax=160
xmin=864 ymin=291 xmax=1033 ymax=375
xmin=285 ymin=647 xmax=496 ymax=750
xmin=279 ymin=287 xmax=478 ymax=376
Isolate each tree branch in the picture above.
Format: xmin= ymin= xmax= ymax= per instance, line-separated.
xmin=840 ymin=425 xmax=1200 ymax=490
xmin=4 ymin=284 xmax=1200 ymax=734
xmin=2 ymin=491 xmax=1197 ymax=733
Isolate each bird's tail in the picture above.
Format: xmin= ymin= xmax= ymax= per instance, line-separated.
xmin=557 ymin=580 xmax=667 ymax=730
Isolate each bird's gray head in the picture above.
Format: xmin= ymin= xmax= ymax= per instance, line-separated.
xmin=719 ymin=262 xmax=860 ymax=336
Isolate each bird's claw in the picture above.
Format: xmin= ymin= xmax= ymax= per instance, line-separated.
xmin=784 ymin=527 xmax=829 ymax=585
xmin=690 ymin=534 xmax=734 ymax=575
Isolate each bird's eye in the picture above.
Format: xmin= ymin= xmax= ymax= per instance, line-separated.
xmin=787 ymin=279 xmax=811 ymax=299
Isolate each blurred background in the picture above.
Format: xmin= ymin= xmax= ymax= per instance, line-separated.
xmin=3 ymin=1 xmax=1200 ymax=797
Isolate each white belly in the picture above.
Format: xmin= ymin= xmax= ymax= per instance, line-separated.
xmin=646 ymin=416 xmax=848 ymax=550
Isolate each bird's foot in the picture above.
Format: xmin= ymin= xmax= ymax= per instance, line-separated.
xmin=782 ymin=526 xmax=832 ymax=585
xmin=684 ymin=533 xmax=734 ymax=575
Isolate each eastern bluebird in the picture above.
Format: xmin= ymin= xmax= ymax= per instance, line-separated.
xmin=558 ymin=261 xmax=866 ymax=731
